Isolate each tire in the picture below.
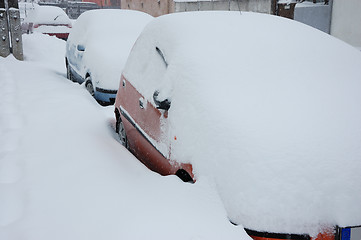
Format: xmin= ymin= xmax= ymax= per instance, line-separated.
xmin=85 ymin=76 xmax=95 ymax=96
xmin=176 ymin=169 xmax=194 ymax=183
xmin=117 ymin=118 xmax=128 ymax=148
xmin=66 ymin=64 xmax=71 ymax=80
xmin=66 ymin=63 xmax=75 ymax=82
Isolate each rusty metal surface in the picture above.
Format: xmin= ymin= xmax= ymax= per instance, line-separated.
xmin=8 ymin=8 xmax=23 ymax=60
xmin=115 ymin=75 xmax=195 ymax=180
xmin=0 ymin=6 xmax=10 ymax=58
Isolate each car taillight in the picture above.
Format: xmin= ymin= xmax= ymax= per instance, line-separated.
xmin=67 ymin=24 xmax=72 ymax=28
xmin=33 ymin=24 xmax=39 ymax=28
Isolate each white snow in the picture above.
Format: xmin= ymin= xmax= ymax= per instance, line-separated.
xmin=123 ymin=11 xmax=361 ymax=236
xmin=31 ymin=5 xmax=71 ymax=25
xmin=34 ymin=25 xmax=71 ymax=34
xmin=66 ymin=9 xmax=153 ymax=91
xmin=295 ymin=1 xmax=327 ymax=8
xmin=0 ymin=33 xmax=247 ymax=239
xmin=277 ymin=0 xmax=297 ymax=4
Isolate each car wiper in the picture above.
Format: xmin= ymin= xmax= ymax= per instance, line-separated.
xmin=156 ymin=47 xmax=168 ymax=68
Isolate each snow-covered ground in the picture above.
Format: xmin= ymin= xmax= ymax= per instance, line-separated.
xmin=0 ymin=33 xmax=247 ymax=240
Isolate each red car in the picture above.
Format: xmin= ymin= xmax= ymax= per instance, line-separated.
xmin=114 ymin=10 xmax=361 ymax=240
xmin=27 ymin=6 xmax=72 ymax=40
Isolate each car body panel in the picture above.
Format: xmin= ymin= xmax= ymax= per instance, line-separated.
xmin=246 ymin=226 xmax=361 ymax=240
xmin=94 ymin=88 xmax=117 ymax=104
xmin=115 ymin=75 xmax=194 ymax=179
xmin=67 ymin=63 xmax=84 ymax=84
xmin=66 ymin=42 xmax=86 ymax=79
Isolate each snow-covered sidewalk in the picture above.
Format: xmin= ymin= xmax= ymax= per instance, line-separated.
xmin=0 ymin=33 xmax=247 ymax=240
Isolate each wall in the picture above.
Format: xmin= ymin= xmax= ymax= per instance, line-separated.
xmin=120 ymin=0 xmax=274 ymax=16
xmin=294 ymin=2 xmax=332 ymax=33
xmin=121 ymin=0 xmax=276 ymax=17
xmin=330 ymin=0 xmax=361 ymax=48
xmin=120 ymin=0 xmax=171 ymax=17
xmin=173 ymin=0 xmax=274 ymax=14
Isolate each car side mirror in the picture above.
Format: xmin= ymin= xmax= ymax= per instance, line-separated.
xmin=77 ymin=44 xmax=85 ymax=51
xmin=153 ymin=91 xmax=171 ymax=111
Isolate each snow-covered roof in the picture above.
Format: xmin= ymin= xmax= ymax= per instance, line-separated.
xmin=30 ymin=5 xmax=71 ymax=25
xmin=278 ymin=0 xmax=297 ymax=4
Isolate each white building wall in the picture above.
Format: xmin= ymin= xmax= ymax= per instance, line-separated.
xmin=330 ymin=0 xmax=361 ymax=48
xmin=174 ymin=0 xmax=273 ymax=14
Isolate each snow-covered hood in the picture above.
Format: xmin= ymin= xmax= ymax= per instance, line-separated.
xmin=124 ymin=11 xmax=361 ymax=235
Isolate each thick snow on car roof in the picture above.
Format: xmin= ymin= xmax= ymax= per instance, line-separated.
xmin=67 ymin=9 xmax=153 ymax=90
xmin=123 ymin=11 xmax=361 ymax=236
xmin=31 ymin=6 xmax=71 ymax=25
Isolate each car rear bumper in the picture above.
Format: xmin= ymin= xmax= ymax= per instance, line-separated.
xmin=245 ymin=226 xmax=361 ymax=240
xmin=45 ymin=32 xmax=69 ymax=40
xmin=94 ymin=88 xmax=117 ymax=105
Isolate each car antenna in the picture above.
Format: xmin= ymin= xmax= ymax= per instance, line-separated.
xmin=54 ymin=15 xmax=61 ymax=21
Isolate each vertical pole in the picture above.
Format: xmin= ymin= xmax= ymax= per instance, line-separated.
xmin=8 ymin=0 xmax=23 ymax=60
xmin=271 ymin=0 xmax=277 ymax=15
xmin=0 ymin=0 xmax=10 ymax=58
xmin=328 ymin=0 xmax=333 ymax=34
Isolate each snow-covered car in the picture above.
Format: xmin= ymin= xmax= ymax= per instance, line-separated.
xmin=24 ymin=5 xmax=72 ymax=40
xmin=114 ymin=11 xmax=361 ymax=240
xmin=65 ymin=9 xmax=153 ymax=105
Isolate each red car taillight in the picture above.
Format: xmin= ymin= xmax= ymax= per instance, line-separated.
xmin=33 ymin=24 xmax=39 ymax=28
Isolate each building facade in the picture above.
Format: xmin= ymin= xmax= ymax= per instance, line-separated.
xmin=120 ymin=0 xmax=172 ymax=17
xmin=120 ymin=0 xmax=277 ymax=17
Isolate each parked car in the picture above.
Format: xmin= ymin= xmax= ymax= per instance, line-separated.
xmin=114 ymin=11 xmax=361 ymax=240
xmin=24 ymin=5 xmax=72 ymax=40
xmin=65 ymin=9 xmax=153 ymax=105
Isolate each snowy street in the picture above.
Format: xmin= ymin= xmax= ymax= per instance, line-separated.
xmin=0 ymin=33 xmax=248 ymax=240
xmin=1 ymin=8 xmax=361 ymax=239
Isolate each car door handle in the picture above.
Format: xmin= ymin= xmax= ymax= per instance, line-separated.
xmin=139 ymin=98 xmax=144 ymax=109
